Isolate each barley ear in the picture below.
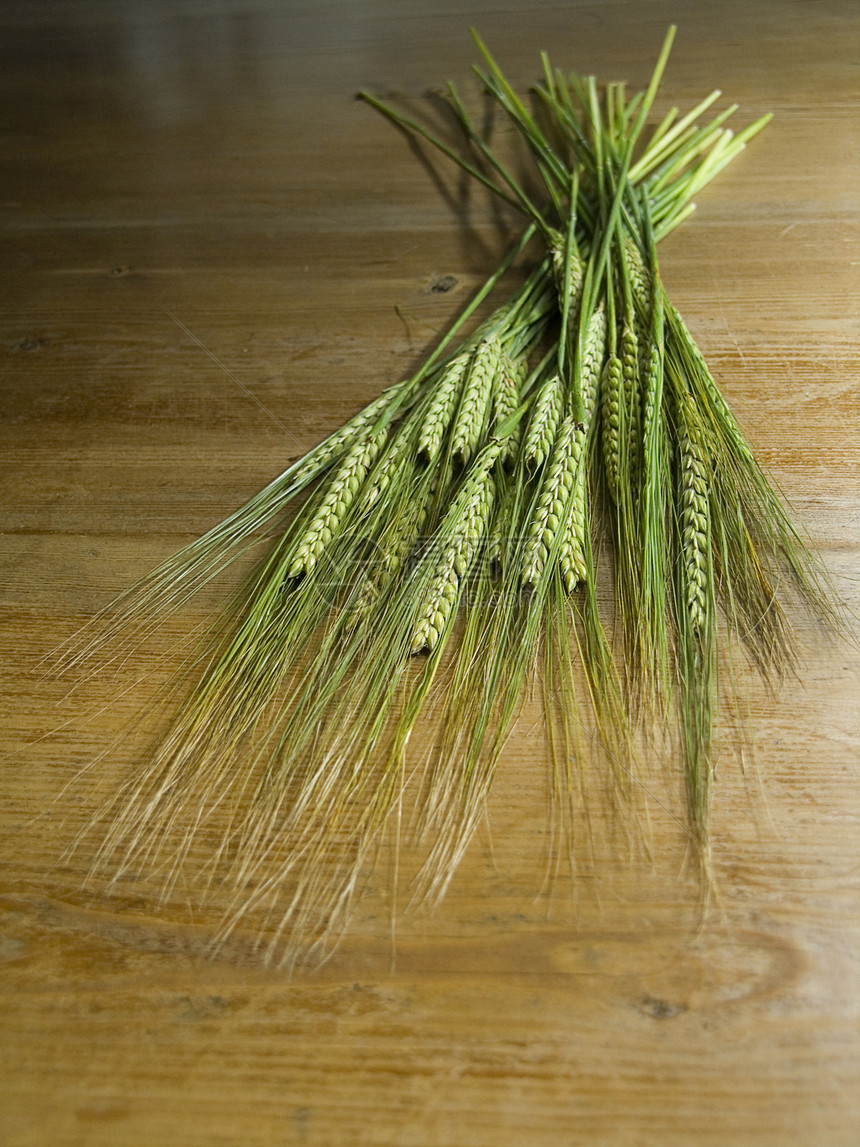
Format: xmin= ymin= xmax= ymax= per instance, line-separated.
xmin=522 ymin=373 xmax=563 ymax=469
xmin=522 ymin=417 xmax=582 ymax=587
xmin=600 ymin=353 xmax=624 ymax=503
xmin=558 ymin=426 xmax=589 ymax=593
xmin=677 ymin=393 xmax=711 ymax=634
xmin=450 ymin=336 xmax=501 ymax=464
xmin=493 ymin=352 xmax=528 ymax=464
xmin=288 ymin=428 xmax=387 ymax=578
xmin=411 ymin=464 xmax=496 ymax=653
xmin=578 ymin=303 xmax=607 ymax=426
xmin=417 ymin=354 xmax=470 ymax=463
xmin=550 ymin=233 xmax=586 ymax=317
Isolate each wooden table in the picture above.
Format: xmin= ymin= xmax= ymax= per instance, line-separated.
xmin=2 ymin=2 xmax=858 ymax=1143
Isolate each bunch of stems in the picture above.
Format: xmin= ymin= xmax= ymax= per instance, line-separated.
xmin=55 ymin=27 xmax=837 ymax=966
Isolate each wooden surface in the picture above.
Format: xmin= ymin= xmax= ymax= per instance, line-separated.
xmin=2 ymin=2 xmax=859 ymax=1144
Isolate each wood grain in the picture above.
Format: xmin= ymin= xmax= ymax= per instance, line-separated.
xmin=1 ymin=2 xmax=859 ymax=1144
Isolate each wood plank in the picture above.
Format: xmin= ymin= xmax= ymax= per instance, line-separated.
xmin=1 ymin=2 xmax=858 ymax=1145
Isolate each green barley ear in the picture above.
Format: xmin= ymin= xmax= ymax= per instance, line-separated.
xmin=623 ymin=236 xmax=651 ymax=317
xmin=417 ymin=354 xmax=470 ymax=463
xmin=410 ymin=451 xmax=499 ymax=653
xmin=450 ymin=336 xmax=501 ymax=464
xmin=550 ymin=230 xmax=586 ymax=315
xmin=600 ymin=352 xmax=624 ymax=502
xmin=620 ymin=320 xmax=641 ymax=489
xmin=558 ymin=447 xmax=589 ymax=593
xmin=492 ymin=352 xmax=528 ymax=464
xmin=677 ymin=391 xmax=711 ymax=635
xmin=578 ymin=303 xmax=607 ymax=425
xmin=288 ymin=428 xmax=387 ymax=578
xmin=522 ymin=372 xmax=563 ymax=468
xmin=522 ymin=416 xmax=583 ymax=586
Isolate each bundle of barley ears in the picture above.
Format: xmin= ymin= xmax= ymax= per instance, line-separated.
xmin=54 ymin=27 xmax=837 ymax=967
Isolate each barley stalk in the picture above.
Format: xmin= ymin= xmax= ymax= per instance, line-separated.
xmin=288 ymin=428 xmax=387 ymax=578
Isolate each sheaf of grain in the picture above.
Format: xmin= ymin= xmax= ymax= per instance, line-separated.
xmin=289 ymin=428 xmax=388 ymax=578
xmin=450 ymin=336 xmax=501 ymax=464
xmin=522 ymin=373 xmax=564 ymax=469
xmin=521 ymin=417 xmax=582 ymax=587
